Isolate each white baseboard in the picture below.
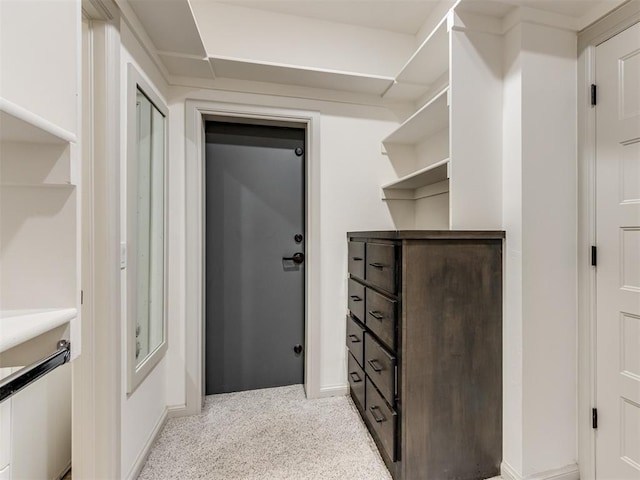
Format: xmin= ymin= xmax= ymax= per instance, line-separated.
xmin=167 ymin=403 xmax=188 ymax=418
xmin=318 ymin=384 xmax=349 ymax=398
xmin=501 ymin=462 xmax=580 ymax=480
xmin=56 ymin=462 xmax=72 ymax=480
xmin=124 ymin=407 xmax=169 ymax=480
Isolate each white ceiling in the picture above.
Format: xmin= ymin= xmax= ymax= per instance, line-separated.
xmin=126 ymin=0 xmax=627 ymax=85
xmin=214 ymin=0 xmax=441 ymax=35
xmin=507 ymin=0 xmax=619 ymax=17
xmin=210 ymin=0 xmax=625 ymax=34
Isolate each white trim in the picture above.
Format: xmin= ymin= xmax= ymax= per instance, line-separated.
xmin=577 ymin=42 xmax=598 ymax=480
xmin=578 ymin=0 xmax=640 ymax=49
xmin=125 ymin=64 xmax=170 ymax=395
xmin=114 ymin=0 xmax=172 ymax=84
xmin=501 ymin=462 xmax=580 ymax=480
xmin=73 ymin=17 xmax=122 ymax=480
xmin=577 ymin=7 xmax=640 ymax=480
xmin=317 ymin=384 xmax=349 ymax=398
xmin=166 ymin=404 xmax=188 ymax=418
xmin=185 ymin=100 xmax=322 ymax=414
xmin=123 ymin=407 xmax=168 ymax=480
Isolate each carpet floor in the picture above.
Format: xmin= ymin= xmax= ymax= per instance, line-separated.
xmin=138 ymin=385 xmax=393 ymax=480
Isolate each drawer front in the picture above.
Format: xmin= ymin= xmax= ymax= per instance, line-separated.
xmin=366 ymin=243 xmax=397 ymax=294
xmin=366 ymin=379 xmax=397 ymax=462
xmin=348 ymin=352 xmax=365 ymax=411
xmin=346 ymin=315 xmax=364 ymax=367
xmin=348 ymin=278 xmax=365 ymax=322
xmin=365 ymin=288 xmax=397 ymax=351
xmin=348 ymin=241 xmax=365 ymax=280
xmin=364 ymin=333 xmax=396 ymax=405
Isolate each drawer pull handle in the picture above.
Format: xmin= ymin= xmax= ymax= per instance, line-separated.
xmin=350 ymin=372 xmax=362 ymax=383
xmin=369 ymin=262 xmax=384 ymax=269
xmin=352 ymin=257 xmax=363 ymax=261
xmin=369 ymin=405 xmax=386 ymax=423
xmin=350 ymin=295 xmax=362 ymax=302
xmin=368 ymin=310 xmax=384 ymax=320
xmin=368 ymin=359 xmax=383 ymax=372
xmin=348 ymin=334 xmax=361 ymax=343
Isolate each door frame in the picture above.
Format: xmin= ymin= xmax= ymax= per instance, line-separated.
xmin=76 ymin=1 xmax=122 ymax=478
xmin=185 ymin=100 xmax=321 ymax=414
xmin=577 ymin=3 xmax=640 ymax=479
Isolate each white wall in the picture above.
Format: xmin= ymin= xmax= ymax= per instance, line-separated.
xmin=502 ymin=20 xmax=578 ymax=480
xmin=119 ymin=18 xmax=169 ymax=479
xmin=165 ymin=86 xmax=401 ymax=409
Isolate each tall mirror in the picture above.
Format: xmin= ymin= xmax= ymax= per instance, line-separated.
xmin=127 ymin=65 xmax=168 ymax=394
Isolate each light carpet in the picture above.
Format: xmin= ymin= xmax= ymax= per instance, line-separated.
xmin=138 ymin=385 xmax=393 ymax=480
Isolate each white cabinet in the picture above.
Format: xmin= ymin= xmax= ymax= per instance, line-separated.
xmin=380 ymin=6 xmax=503 ymax=230
xmin=0 ymin=0 xmax=81 ymax=365
xmin=0 ymin=1 xmax=80 ymax=479
xmin=10 ymin=366 xmax=72 ymax=480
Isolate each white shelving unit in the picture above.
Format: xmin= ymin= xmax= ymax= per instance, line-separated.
xmin=380 ymin=4 xmax=503 ymax=231
xmin=382 ymin=158 xmax=449 ymax=200
xmin=383 ymin=16 xmax=450 ymax=102
xmin=0 ymin=1 xmax=79 ymax=477
xmin=382 ymin=87 xmax=449 ymax=145
xmin=0 ymin=133 xmax=79 ymax=364
xmin=0 ymin=309 xmax=77 ymax=363
xmin=0 ymin=99 xmax=76 ymax=145
xmin=209 ymin=56 xmax=395 ymax=95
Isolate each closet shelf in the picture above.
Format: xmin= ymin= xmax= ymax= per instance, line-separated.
xmin=0 ymin=183 xmax=75 ymax=189
xmin=383 ymin=16 xmax=449 ymax=102
xmin=0 ymin=98 xmax=76 ymax=144
xmin=0 ymin=308 xmax=77 ymax=354
xmin=382 ymin=159 xmax=449 ymax=200
xmin=383 ymin=87 xmax=449 ymax=145
xmin=209 ymin=56 xmax=395 ymax=96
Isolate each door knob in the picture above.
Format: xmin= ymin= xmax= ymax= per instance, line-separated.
xmin=283 ymin=252 xmax=305 ymax=264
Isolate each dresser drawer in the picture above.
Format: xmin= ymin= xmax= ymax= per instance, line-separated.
xmin=366 ymin=243 xmax=397 ymax=294
xmin=366 ymin=288 xmax=397 ymax=351
xmin=348 ymin=241 xmax=365 ymax=280
xmin=348 ymin=278 xmax=365 ymax=322
xmin=346 ymin=315 xmax=364 ymax=367
xmin=364 ymin=333 xmax=396 ymax=405
xmin=348 ymin=352 xmax=365 ymax=412
xmin=366 ymin=378 xmax=397 ymax=462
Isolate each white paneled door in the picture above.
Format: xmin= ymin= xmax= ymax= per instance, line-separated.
xmin=596 ymin=21 xmax=640 ymax=480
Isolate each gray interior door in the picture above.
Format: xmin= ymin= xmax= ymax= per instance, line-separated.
xmin=205 ymin=122 xmax=305 ymax=394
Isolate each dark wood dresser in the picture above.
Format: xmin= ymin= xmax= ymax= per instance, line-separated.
xmin=346 ymin=231 xmax=504 ymax=480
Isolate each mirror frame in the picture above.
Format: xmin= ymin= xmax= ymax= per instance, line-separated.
xmin=126 ymin=64 xmax=169 ymax=395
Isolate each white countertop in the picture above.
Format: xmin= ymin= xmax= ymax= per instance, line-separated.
xmin=0 ymin=308 xmax=77 ymax=353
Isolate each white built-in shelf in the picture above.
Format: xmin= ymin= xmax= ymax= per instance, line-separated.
xmin=0 ymin=308 xmax=77 ymax=354
xmin=209 ymin=56 xmax=395 ymax=96
xmin=383 ymin=17 xmax=449 ymax=102
xmin=382 ymin=158 xmax=449 ymax=190
xmin=383 ymin=87 xmax=449 ymax=145
xmin=381 ymin=159 xmax=450 ymax=200
xmin=0 ymin=98 xmax=76 ymax=145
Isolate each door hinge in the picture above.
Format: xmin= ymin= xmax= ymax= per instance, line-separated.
xmin=592 ymin=408 xmax=598 ymax=429
xmin=591 ymin=246 xmax=597 ymax=267
xmin=81 ymin=290 xmax=84 ymax=305
xmin=591 ymin=84 xmax=597 ymax=106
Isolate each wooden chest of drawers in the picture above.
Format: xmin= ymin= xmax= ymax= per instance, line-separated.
xmin=346 ymin=231 xmax=504 ymax=480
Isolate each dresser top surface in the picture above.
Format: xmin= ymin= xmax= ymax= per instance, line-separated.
xmin=347 ymin=230 xmax=506 ymax=240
